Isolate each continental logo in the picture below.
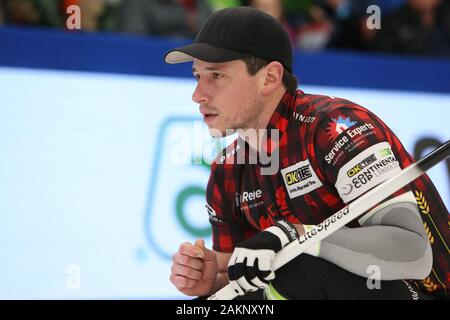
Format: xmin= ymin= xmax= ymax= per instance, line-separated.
xmin=284 ymin=165 xmax=312 ymax=186
xmin=346 ymin=153 xmax=377 ymax=177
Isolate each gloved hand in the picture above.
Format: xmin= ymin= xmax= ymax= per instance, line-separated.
xmin=227 ymin=220 xmax=299 ymax=294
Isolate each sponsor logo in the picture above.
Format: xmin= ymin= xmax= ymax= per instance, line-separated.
xmin=346 ymin=153 xmax=377 ymax=177
xmin=352 ymin=157 xmax=398 ymax=188
xmin=324 ymin=134 xmax=350 ymax=165
xmin=325 ymin=120 xmax=376 ymax=165
xmin=219 ymin=143 xmax=241 ymax=163
xmin=276 ymin=220 xmax=298 ymax=240
xmin=350 ymin=170 xmax=374 ymax=189
xmin=281 ymin=159 xmax=323 ymax=199
xmin=327 ymin=116 xmax=357 ymax=139
xmin=293 ymin=112 xmax=316 ymax=124
xmin=239 ymin=189 xmax=262 ymax=203
xmin=349 ymin=156 xmax=397 ymax=189
xmin=206 ymin=203 xmax=224 ymax=224
xmin=379 ymin=148 xmax=392 ymax=157
xmin=341 ymin=184 xmax=353 ymax=195
xmin=238 ymin=189 xmax=265 ymax=211
xmin=299 ymin=206 xmax=350 ymax=245
xmin=335 ymin=142 xmax=401 ymax=203
xmin=402 ymin=280 xmax=420 ymax=300
xmin=284 ymin=165 xmax=313 ymax=186
xmin=346 ymin=122 xmax=374 ymax=138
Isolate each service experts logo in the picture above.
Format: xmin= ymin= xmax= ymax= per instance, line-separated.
xmin=327 ymin=116 xmax=357 ymax=140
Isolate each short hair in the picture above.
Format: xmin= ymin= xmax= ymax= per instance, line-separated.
xmin=241 ymin=56 xmax=298 ymax=95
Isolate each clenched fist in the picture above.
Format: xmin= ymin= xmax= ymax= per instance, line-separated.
xmin=170 ymin=239 xmax=219 ymax=296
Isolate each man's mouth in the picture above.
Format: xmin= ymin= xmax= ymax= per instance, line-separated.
xmin=200 ymin=108 xmax=218 ymax=122
xmin=203 ymin=113 xmax=218 ymax=123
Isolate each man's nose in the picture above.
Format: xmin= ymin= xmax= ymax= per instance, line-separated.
xmin=192 ymin=82 xmax=210 ymax=105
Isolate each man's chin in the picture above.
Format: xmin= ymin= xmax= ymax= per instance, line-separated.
xmin=208 ymin=127 xmax=225 ymax=138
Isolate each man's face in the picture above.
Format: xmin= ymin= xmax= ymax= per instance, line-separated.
xmin=192 ymin=59 xmax=263 ymax=137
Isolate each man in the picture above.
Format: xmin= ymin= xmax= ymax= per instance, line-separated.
xmin=165 ymin=7 xmax=449 ymax=299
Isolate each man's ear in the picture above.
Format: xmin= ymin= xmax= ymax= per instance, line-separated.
xmin=261 ymin=61 xmax=284 ymax=96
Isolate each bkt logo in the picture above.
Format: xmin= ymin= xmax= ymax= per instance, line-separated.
xmin=143 ymin=117 xmax=235 ymax=259
xmin=284 ymin=165 xmax=312 ymax=186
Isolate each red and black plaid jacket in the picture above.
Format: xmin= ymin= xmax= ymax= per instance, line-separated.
xmin=206 ymin=89 xmax=449 ymax=298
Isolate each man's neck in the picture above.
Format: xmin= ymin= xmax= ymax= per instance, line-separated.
xmin=257 ymin=88 xmax=287 ymax=130
xmin=240 ymin=88 xmax=288 ymax=151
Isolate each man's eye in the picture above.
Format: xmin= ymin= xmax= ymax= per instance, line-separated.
xmin=212 ymin=73 xmax=223 ymax=79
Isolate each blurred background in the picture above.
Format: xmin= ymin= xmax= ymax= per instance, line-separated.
xmin=1 ymin=0 xmax=450 ymax=56
xmin=0 ymin=0 xmax=449 ymax=299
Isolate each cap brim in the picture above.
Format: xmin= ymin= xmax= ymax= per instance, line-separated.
xmin=164 ymin=42 xmax=250 ymax=64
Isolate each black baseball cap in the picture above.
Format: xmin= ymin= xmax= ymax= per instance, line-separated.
xmin=164 ymin=6 xmax=293 ymax=72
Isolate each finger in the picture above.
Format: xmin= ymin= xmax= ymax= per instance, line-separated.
xmin=172 ymin=252 xmax=204 ymax=270
xmin=236 ymin=259 xmax=262 ymax=292
xmin=250 ymin=276 xmax=269 ymax=289
xmin=237 ymin=275 xmax=258 ymax=292
xmin=169 ymin=273 xmax=185 ymax=290
xmin=253 ymin=257 xmax=274 ymax=281
xmin=238 ymin=259 xmax=269 ymax=289
xmin=170 ymin=274 xmax=197 ymax=290
xmin=179 ymin=242 xmax=204 ymax=258
xmin=245 ymin=253 xmax=256 ymax=267
xmin=229 ymin=259 xmax=258 ymax=292
xmin=194 ymin=239 xmax=216 ymax=262
xmin=171 ymin=263 xmax=203 ymax=280
xmin=263 ymin=270 xmax=276 ymax=282
xmin=194 ymin=239 xmax=205 ymax=259
xmin=256 ymin=251 xmax=275 ymax=273
xmin=195 ymin=239 xmax=205 ymax=248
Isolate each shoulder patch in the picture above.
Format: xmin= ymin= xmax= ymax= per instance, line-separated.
xmin=280 ymin=159 xmax=323 ymax=199
xmin=335 ymin=142 xmax=401 ymax=203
